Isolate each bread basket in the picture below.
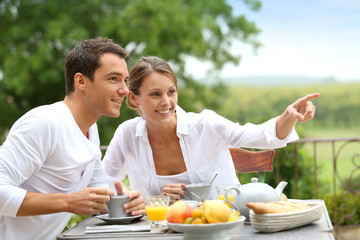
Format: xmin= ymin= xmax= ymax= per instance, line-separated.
xmin=249 ymin=200 xmax=324 ymax=233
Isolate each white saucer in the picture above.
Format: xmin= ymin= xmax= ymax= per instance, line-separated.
xmin=95 ymin=214 xmax=142 ymax=224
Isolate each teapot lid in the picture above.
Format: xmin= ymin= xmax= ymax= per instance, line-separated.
xmin=246 ymin=177 xmax=268 ymax=187
xmin=251 ymin=177 xmax=259 ymax=183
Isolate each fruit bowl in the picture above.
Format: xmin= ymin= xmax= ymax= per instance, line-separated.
xmin=166 ymin=216 xmax=245 ymax=240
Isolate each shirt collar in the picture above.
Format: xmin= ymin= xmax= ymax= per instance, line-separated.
xmin=175 ymin=105 xmax=190 ymax=135
xmin=135 ymin=116 xmax=148 ymax=142
xmin=134 ymin=105 xmax=190 ymax=139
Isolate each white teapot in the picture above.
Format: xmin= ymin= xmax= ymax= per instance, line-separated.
xmin=224 ymin=177 xmax=287 ymax=221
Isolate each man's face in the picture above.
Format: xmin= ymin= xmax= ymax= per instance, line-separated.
xmin=85 ymin=53 xmax=129 ymax=119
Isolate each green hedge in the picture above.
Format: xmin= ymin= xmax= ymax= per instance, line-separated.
xmin=324 ymin=190 xmax=360 ymax=225
xmin=63 ymin=214 xmax=89 ymax=232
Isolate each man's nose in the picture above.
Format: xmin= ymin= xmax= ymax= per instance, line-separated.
xmin=118 ymin=82 xmax=129 ymax=96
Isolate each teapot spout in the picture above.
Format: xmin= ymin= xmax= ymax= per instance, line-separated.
xmin=275 ymin=181 xmax=288 ymax=198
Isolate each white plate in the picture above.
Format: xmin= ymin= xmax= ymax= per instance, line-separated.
xmin=249 ymin=200 xmax=324 ymax=233
xmin=166 ymin=216 xmax=245 ymax=239
xmin=95 ymin=214 xmax=143 ymax=224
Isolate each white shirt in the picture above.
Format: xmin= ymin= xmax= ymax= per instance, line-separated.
xmin=157 ymin=171 xmax=191 ymax=193
xmin=102 ymin=105 xmax=299 ymax=199
xmin=0 ymin=102 xmax=107 ymax=240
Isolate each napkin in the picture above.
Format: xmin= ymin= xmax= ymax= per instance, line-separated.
xmin=85 ymin=225 xmax=151 ymax=234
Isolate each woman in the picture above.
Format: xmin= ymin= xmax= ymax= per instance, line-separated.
xmin=102 ymin=56 xmax=319 ymax=201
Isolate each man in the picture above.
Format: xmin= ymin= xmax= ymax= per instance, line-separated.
xmin=0 ymin=37 xmax=145 ymax=240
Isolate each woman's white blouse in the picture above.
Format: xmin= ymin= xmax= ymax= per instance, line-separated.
xmin=157 ymin=171 xmax=191 ymax=193
xmin=102 ymin=105 xmax=299 ymax=199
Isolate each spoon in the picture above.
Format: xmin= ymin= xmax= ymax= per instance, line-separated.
xmin=210 ymin=173 xmax=218 ymax=185
xmin=163 ymin=192 xmax=179 ymax=204
xmin=190 ymin=192 xmax=206 ymax=202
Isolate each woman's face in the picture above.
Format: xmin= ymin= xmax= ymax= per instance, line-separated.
xmin=132 ymin=71 xmax=178 ymax=126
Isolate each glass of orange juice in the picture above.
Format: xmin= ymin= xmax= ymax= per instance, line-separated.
xmin=144 ymin=196 xmax=170 ymax=228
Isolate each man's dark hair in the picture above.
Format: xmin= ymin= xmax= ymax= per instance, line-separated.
xmin=65 ymin=37 xmax=128 ymax=95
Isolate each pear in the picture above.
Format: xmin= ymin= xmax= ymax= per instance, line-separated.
xmin=203 ymin=200 xmax=231 ymax=223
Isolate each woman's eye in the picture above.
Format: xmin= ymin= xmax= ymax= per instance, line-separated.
xmin=169 ymin=89 xmax=176 ymax=95
xmin=150 ymin=92 xmax=160 ymax=96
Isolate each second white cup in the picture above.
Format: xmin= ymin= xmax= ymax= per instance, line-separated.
xmin=106 ymin=194 xmax=130 ymax=218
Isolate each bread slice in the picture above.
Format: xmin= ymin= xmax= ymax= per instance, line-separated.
xmin=246 ymin=201 xmax=310 ymax=214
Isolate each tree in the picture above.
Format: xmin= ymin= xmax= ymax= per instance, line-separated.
xmin=0 ymin=0 xmax=262 ymax=143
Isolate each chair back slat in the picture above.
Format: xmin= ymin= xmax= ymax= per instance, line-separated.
xmin=229 ymin=148 xmax=275 ymax=174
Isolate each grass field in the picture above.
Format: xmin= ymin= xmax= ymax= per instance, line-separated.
xmin=301 ymin=127 xmax=360 ymax=194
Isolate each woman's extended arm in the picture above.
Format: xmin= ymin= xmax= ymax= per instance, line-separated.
xmin=276 ymin=93 xmax=320 ymax=140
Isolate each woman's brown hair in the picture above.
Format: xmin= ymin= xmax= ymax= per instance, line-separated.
xmin=126 ymin=56 xmax=178 ymax=114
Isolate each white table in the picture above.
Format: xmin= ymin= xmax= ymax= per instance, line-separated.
xmin=57 ymin=199 xmax=334 ymax=240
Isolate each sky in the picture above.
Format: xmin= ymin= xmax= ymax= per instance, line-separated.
xmin=186 ymin=0 xmax=360 ymax=81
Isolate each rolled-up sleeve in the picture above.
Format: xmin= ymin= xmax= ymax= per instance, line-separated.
xmin=0 ymin=147 xmax=28 ymax=217
xmin=263 ymin=116 xmax=299 ymax=147
xmin=0 ymin=117 xmax=52 ymax=217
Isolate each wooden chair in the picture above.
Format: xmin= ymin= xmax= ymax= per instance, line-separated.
xmin=229 ymin=148 xmax=275 ymax=182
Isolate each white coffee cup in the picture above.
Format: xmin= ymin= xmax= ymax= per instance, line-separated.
xmin=106 ymin=194 xmax=130 ymax=218
xmin=184 ymin=183 xmax=212 ymax=201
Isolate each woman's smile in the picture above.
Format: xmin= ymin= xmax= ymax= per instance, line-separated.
xmin=156 ymin=108 xmax=171 ymax=114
